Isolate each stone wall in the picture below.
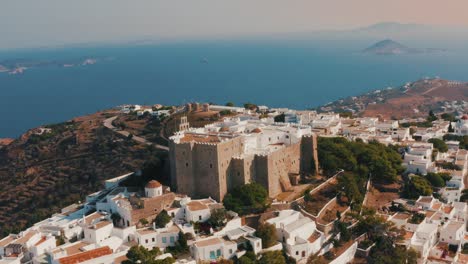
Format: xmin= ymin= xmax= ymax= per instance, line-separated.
xmin=300 ymin=135 xmax=319 ymax=176
xmin=170 ymin=134 xmax=319 ymax=201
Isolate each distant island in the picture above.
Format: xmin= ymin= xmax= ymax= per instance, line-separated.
xmin=363 ymin=39 xmax=446 ymax=55
xmin=0 ymin=57 xmax=111 ymax=75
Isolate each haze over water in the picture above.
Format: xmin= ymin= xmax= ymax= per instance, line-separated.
xmin=2 ymin=38 xmax=468 ymax=138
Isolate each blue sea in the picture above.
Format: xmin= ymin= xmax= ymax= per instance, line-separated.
xmin=1 ymin=38 xmax=468 ymax=138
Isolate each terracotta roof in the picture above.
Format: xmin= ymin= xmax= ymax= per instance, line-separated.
xmin=90 ymin=221 xmax=112 ymax=230
xmin=146 ymin=180 xmax=162 ymax=188
xmin=84 ymin=212 xmax=103 ymax=225
xmin=194 ymin=237 xmax=222 ymax=247
xmin=458 ymin=253 xmax=468 ymax=263
xmin=307 ymin=232 xmax=321 ymax=243
xmin=443 ymin=206 xmax=454 ymax=214
xmin=114 ymin=255 xmax=128 ymax=264
xmin=63 ymin=242 xmax=90 ymax=256
xmin=34 ymin=237 xmax=47 ymax=246
xmin=179 ymin=134 xmax=221 ymax=143
xmin=425 ymin=211 xmax=435 ymax=218
xmin=432 ymin=202 xmax=442 ymax=210
xmin=137 ymin=229 xmax=157 ymax=236
xmin=15 ymin=231 xmax=37 ymax=244
xmin=0 ymin=236 xmax=16 ymax=247
xmin=58 ymin=246 xmax=112 ymax=264
xmin=404 ymin=231 xmax=414 ymax=240
xmin=187 ymin=201 xmax=209 ymax=211
xmin=392 ymin=213 xmax=411 ymax=220
xmin=418 ymin=197 xmax=433 ymax=203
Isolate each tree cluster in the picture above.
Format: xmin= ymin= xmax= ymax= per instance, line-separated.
xmin=123 ymin=246 xmax=175 ymax=264
xmin=318 ymin=137 xmax=404 ymax=183
xmin=223 ymin=183 xmax=268 ymax=215
xmin=154 ymin=210 xmax=171 ymax=228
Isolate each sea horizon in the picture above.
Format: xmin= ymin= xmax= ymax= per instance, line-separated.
xmin=2 ymin=38 xmax=468 ymax=138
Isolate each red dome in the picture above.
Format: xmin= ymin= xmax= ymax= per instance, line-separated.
xmin=145 ymin=180 xmax=161 ymax=188
xmin=251 ymin=128 xmax=262 ymax=133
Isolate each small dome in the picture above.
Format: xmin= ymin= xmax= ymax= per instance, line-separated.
xmin=251 ymin=128 xmax=262 ymax=133
xmin=145 ymin=180 xmax=161 ymax=188
xmin=219 ymin=126 xmax=230 ymax=132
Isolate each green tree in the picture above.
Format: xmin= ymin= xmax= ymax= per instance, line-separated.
xmin=427 ymin=110 xmax=437 ymax=122
xmin=441 ymin=113 xmax=456 ymax=122
xmin=237 ymin=251 xmax=257 ymax=264
xmin=258 ymin=251 xmax=286 ymax=264
xmin=461 ymin=190 xmax=468 ymax=202
xmin=223 ymin=183 xmax=268 ymax=215
xmin=428 ymin=138 xmax=448 ymax=153
xmin=226 ymin=102 xmax=235 ymax=107
xmin=425 ymin=173 xmax=446 ymax=187
xmin=243 ymin=103 xmax=257 ymax=111
xmin=256 ymin=222 xmax=277 ymax=248
xmin=208 ymin=208 xmax=228 ymax=229
xmin=154 ymin=210 xmax=171 ymax=228
xmin=123 ymin=245 xmax=169 ymax=264
xmin=165 ymin=232 xmax=189 ymax=256
xmin=274 ymin=114 xmax=285 ymax=123
xmin=404 ymin=176 xmax=432 ymax=199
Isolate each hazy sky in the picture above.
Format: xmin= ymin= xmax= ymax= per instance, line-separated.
xmin=2 ymin=0 xmax=468 ymax=50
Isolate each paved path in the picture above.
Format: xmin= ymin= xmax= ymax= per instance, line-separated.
xmin=103 ymin=116 xmax=169 ymax=151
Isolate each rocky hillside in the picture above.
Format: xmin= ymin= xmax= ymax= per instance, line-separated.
xmin=318 ymin=78 xmax=468 ymax=119
xmin=0 ymin=110 xmax=168 ymax=236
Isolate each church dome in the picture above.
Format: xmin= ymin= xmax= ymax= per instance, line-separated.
xmin=145 ymin=180 xmax=161 ymax=189
xmin=251 ymin=128 xmax=262 ymax=133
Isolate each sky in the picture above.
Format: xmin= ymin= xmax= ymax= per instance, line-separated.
xmin=1 ymin=0 xmax=468 ymax=50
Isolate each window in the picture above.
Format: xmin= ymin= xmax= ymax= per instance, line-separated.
xmin=152 ymin=238 xmax=155 ymax=242
xmin=296 ymin=251 xmax=299 ymax=255
xmin=302 ymin=251 xmax=306 ymax=257
xmin=186 ymin=162 xmax=189 ymax=167
xmin=199 ymin=215 xmax=202 ymax=221
xmin=210 ymin=163 xmax=213 ymax=168
xmin=210 ymin=251 xmax=216 ymax=259
xmin=145 ymin=239 xmax=148 ymax=244
xmin=162 ymin=237 xmax=167 ymax=243
xmin=216 ymin=249 xmax=221 ymax=257
xmin=170 ymin=236 xmax=175 ymax=243
xmin=229 ymin=249 xmax=233 ymax=254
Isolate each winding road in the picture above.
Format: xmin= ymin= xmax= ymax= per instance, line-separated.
xmin=103 ymin=116 xmax=169 ymax=151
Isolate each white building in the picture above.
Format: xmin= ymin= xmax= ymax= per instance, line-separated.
xmin=192 ymin=237 xmax=237 ymax=261
xmin=135 ymin=224 xmax=180 ymax=250
xmin=439 ymin=221 xmax=465 ymax=246
xmin=266 ymin=210 xmax=324 ymax=262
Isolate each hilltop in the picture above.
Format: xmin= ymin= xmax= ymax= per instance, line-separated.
xmin=363 ymin=39 xmax=414 ymax=55
xmin=0 ymin=105 xmax=230 ymax=236
xmin=363 ymin=39 xmax=445 ymax=55
xmin=0 ymin=110 xmax=170 ymax=236
xmin=318 ymin=78 xmax=468 ymax=119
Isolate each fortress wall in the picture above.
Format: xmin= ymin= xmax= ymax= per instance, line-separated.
xmin=192 ymin=143 xmax=222 ymax=200
xmin=301 ymin=135 xmax=319 ymax=175
xmin=171 ymin=142 xmax=195 ymax=195
xmin=216 ymin=137 xmax=244 ymax=200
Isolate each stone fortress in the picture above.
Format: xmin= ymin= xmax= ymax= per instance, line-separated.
xmin=169 ymin=116 xmax=319 ymax=201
